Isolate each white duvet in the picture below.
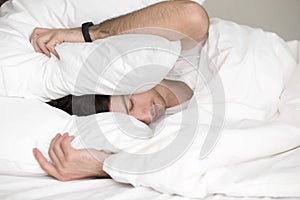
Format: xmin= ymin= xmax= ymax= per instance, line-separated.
xmin=0 ymin=0 xmax=300 ymax=199
xmin=103 ymin=19 xmax=300 ymax=198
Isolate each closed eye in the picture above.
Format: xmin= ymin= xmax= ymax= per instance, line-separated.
xmin=129 ymin=98 xmax=134 ymax=112
xmin=121 ymin=96 xmax=129 ymax=115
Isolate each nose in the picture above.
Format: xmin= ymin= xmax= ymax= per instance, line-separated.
xmin=131 ymin=109 xmax=152 ymax=125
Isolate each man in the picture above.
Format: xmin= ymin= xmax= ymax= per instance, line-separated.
xmin=48 ymin=79 xmax=193 ymax=125
xmin=32 ymin=0 xmax=209 ymax=181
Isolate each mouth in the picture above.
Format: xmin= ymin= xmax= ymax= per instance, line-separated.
xmin=150 ymin=104 xmax=166 ymax=122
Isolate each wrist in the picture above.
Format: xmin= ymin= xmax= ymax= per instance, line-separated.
xmin=89 ymin=25 xmax=110 ymax=41
xmin=68 ymin=27 xmax=85 ymax=43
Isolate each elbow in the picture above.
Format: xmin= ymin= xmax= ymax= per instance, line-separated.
xmin=183 ymin=1 xmax=209 ymax=42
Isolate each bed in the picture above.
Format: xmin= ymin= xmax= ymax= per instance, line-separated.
xmin=0 ymin=0 xmax=300 ymax=199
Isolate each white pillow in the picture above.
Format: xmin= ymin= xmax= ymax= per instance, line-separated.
xmin=0 ymin=0 xmax=205 ymax=99
xmin=0 ymin=97 xmax=152 ymax=175
xmin=29 ymin=34 xmax=181 ymax=100
xmin=0 ymin=97 xmax=71 ymax=175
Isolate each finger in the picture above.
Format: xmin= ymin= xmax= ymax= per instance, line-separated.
xmin=30 ymin=28 xmax=52 ymax=54
xmin=53 ymin=47 xmax=60 ymax=60
xmin=61 ymin=133 xmax=76 ymax=158
xmin=38 ymin=40 xmax=51 ymax=57
xmin=33 ymin=148 xmax=62 ymax=180
xmin=48 ymin=133 xmax=63 ymax=167
xmin=46 ymin=41 xmax=60 ymax=59
xmin=31 ymin=37 xmax=43 ymax=53
xmin=29 ymin=28 xmax=40 ymax=42
xmin=52 ymin=133 xmax=68 ymax=165
xmin=34 ymin=34 xmax=52 ymax=57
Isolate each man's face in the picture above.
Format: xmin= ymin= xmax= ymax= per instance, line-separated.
xmin=110 ymin=88 xmax=166 ymax=125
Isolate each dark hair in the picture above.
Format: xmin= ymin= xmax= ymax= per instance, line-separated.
xmin=47 ymin=94 xmax=110 ymax=116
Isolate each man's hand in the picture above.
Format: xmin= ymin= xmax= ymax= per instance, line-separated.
xmin=30 ymin=27 xmax=84 ymax=59
xmin=33 ymin=133 xmax=111 ymax=181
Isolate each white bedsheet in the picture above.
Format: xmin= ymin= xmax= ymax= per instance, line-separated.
xmin=1 ymin=175 xmax=299 ymax=200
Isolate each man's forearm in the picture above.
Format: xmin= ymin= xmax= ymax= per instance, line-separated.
xmin=30 ymin=1 xmax=209 ymax=58
xmin=90 ymin=1 xmax=209 ymax=43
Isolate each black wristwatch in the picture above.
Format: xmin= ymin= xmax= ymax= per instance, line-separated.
xmin=81 ymin=22 xmax=94 ymax=42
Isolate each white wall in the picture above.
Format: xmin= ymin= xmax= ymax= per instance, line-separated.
xmin=203 ymin=0 xmax=300 ymax=41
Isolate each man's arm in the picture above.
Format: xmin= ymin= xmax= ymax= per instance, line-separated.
xmin=89 ymin=0 xmax=209 ymax=43
xmin=33 ymin=133 xmax=111 ymax=181
xmin=30 ymin=0 xmax=209 ymax=58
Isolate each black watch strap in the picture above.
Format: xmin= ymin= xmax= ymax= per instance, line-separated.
xmin=81 ymin=22 xmax=94 ymax=42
